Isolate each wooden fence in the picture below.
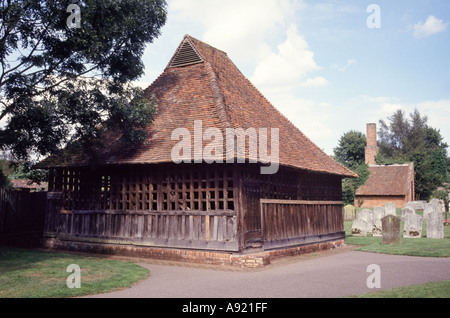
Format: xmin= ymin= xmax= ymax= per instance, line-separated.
xmin=0 ymin=188 xmax=47 ymax=244
xmin=260 ymin=199 xmax=344 ymax=250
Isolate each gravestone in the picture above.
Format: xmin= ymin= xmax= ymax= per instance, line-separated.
xmin=351 ymin=219 xmax=368 ymax=236
xmin=412 ymin=201 xmax=425 ymax=211
xmin=384 ymin=202 xmax=396 ymax=217
xmin=403 ymin=213 xmax=423 ymax=238
xmin=358 ymin=209 xmax=374 ymax=229
xmin=373 ymin=206 xmax=385 ymax=220
xmin=381 ymin=214 xmax=400 ymax=244
xmin=343 ymin=204 xmax=356 ymax=220
xmin=372 ymin=219 xmax=382 ymax=237
xmin=427 ymin=211 xmax=444 ymax=239
xmin=401 ymin=207 xmax=414 ymax=221
xmin=429 ymin=198 xmax=444 ymax=213
xmin=423 ymin=203 xmax=436 ymax=220
xmin=403 ymin=202 xmax=416 ymax=213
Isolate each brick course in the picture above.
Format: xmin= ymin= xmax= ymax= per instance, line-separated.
xmin=43 ymin=238 xmax=345 ymax=269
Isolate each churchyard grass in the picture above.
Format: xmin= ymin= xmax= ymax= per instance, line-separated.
xmin=0 ymin=246 xmax=149 ymax=298
xmin=347 ymin=279 xmax=450 ymax=298
xmin=344 ymin=208 xmax=450 ymax=257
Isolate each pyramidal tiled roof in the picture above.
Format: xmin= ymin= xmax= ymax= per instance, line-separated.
xmin=39 ymin=35 xmax=356 ymax=178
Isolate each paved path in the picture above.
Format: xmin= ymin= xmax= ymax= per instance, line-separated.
xmin=86 ymin=247 xmax=450 ymax=298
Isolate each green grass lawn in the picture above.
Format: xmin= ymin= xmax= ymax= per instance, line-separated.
xmin=0 ymin=246 xmax=149 ymax=298
xmin=347 ymin=280 xmax=450 ymax=298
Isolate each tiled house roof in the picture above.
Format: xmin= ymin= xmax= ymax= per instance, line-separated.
xmin=11 ymin=179 xmax=48 ymax=191
xmin=38 ymin=35 xmax=356 ymax=178
xmin=355 ymin=163 xmax=414 ymax=196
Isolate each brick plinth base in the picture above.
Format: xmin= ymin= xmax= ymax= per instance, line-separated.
xmin=43 ymin=238 xmax=345 ymax=269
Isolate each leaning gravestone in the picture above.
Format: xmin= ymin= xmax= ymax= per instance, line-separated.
xmin=382 ymin=214 xmax=400 ymax=244
xmin=403 ymin=213 xmax=423 ymax=238
xmin=343 ymin=204 xmax=356 ymax=220
xmin=351 ymin=219 xmax=368 ymax=236
xmin=401 ymin=207 xmax=414 ymax=221
xmin=427 ymin=211 xmax=444 ymax=239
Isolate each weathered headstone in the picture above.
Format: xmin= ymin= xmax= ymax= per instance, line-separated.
xmin=373 ymin=206 xmax=385 ymax=220
xmin=423 ymin=203 xmax=436 ymax=220
xmin=351 ymin=219 xmax=368 ymax=236
xmin=343 ymin=204 xmax=356 ymax=220
xmin=381 ymin=214 xmax=400 ymax=244
xmin=401 ymin=207 xmax=414 ymax=221
xmin=384 ymin=202 xmax=396 ymax=217
xmin=403 ymin=202 xmax=416 ymax=213
xmin=358 ymin=209 xmax=374 ymax=228
xmin=427 ymin=211 xmax=444 ymax=239
xmin=372 ymin=219 xmax=382 ymax=237
xmin=403 ymin=213 xmax=423 ymax=238
xmin=429 ymin=198 xmax=444 ymax=213
xmin=412 ymin=201 xmax=425 ymax=211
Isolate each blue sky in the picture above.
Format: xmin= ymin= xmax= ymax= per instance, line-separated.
xmin=137 ymin=0 xmax=450 ymax=155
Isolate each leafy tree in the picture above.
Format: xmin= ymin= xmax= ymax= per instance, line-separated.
xmin=334 ymin=130 xmax=370 ymax=205
xmin=333 ymin=130 xmax=366 ymax=169
xmin=0 ymin=0 xmax=167 ymax=163
xmin=341 ymin=163 xmax=370 ymax=206
xmin=9 ymin=161 xmax=48 ymax=184
xmin=377 ymin=108 xmax=448 ymax=200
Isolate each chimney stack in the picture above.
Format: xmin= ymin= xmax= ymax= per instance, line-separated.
xmin=365 ymin=123 xmax=378 ymax=165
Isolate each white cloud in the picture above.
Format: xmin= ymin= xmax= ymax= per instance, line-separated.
xmin=411 ymin=15 xmax=448 ymax=38
xmin=170 ymin=0 xmax=302 ymax=64
xmin=417 ymin=99 xmax=450 ymax=146
xmin=268 ymin=94 xmax=337 ymax=153
xmin=169 ymin=0 xmax=326 ymax=96
xmin=331 ymin=59 xmax=356 ymax=72
xmin=250 ymin=25 xmax=321 ymax=94
xmin=300 ymin=76 xmax=329 ymax=87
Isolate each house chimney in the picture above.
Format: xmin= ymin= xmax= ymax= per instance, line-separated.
xmin=365 ymin=123 xmax=378 ymax=165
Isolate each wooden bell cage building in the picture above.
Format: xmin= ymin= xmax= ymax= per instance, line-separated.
xmin=39 ymin=35 xmax=356 ymax=266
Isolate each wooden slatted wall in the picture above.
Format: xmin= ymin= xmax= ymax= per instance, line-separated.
xmin=45 ymin=163 xmax=240 ymax=251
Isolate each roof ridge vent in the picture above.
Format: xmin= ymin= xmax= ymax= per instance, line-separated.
xmin=168 ymin=38 xmax=204 ymax=68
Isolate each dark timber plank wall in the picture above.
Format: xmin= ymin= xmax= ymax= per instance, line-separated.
xmin=260 ymin=199 xmax=344 ymax=250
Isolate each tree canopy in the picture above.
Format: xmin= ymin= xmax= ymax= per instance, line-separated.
xmin=377 ymin=108 xmax=448 ymax=200
xmin=333 ymin=130 xmax=366 ymax=169
xmin=333 ymin=130 xmax=369 ymax=205
xmin=0 ymin=0 xmax=167 ymax=163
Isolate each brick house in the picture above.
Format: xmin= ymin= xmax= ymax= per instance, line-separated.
xmin=355 ymin=123 xmax=415 ymax=208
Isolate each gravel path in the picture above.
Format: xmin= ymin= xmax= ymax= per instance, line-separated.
xmin=85 ymin=246 xmax=450 ymax=298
